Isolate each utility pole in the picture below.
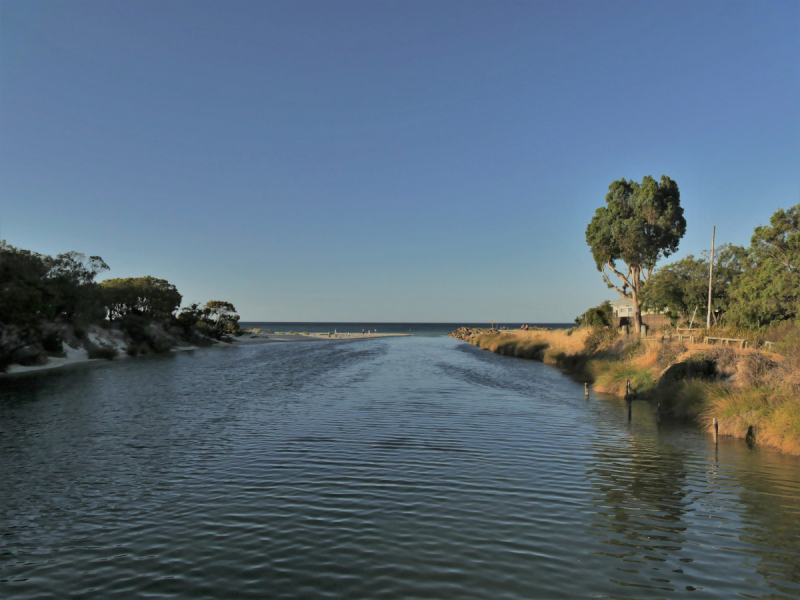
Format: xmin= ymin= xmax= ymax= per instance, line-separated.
xmin=707 ymin=226 xmax=716 ymax=329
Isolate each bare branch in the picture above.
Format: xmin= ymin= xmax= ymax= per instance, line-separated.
xmin=606 ymin=261 xmax=633 ymax=290
xmin=644 ymin=264 xmax=654 ymax=283
xmin=601 ymin=267 xmax=627 ymax=297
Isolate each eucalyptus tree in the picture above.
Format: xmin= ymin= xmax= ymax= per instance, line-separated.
xmin=641 ymin=244 xmax=745 ymax=325
xmin=586 ymin=175 xmax=686 ymax=334
xmin=726 ymin=204 xmax=800 ymax=328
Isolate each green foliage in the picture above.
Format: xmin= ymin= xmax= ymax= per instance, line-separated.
xmin=0 ymin=242 xmax=109 ymax=364
xmin=0 ymin=242 xmax=50 ymax=346
xmin=86 ymin=343 xmax=118 ymax=360
xmin=596 ymin=361 xmax=656 ymax=394
xmin=101 ymin=276 xmax=182 ymax=321
xmin=641 ymin=244 xmax=745 ymax=323
xmin=585 ymin=175 xmax=686 ymax=332
xmin=41 ymin=332 xmax=63 ymax=353
xmin=726 ymin=204 xmax=800 ymax=328
xmin=575 ymin=300 xmax=613 ymax=328
xmin=177 ymin=300 xmax=241 ymax=340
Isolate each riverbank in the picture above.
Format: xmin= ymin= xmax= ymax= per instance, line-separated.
xmin=2 ymin=327 xmax=409 ymax=376
xmin=451 ymin=327 xmax=800 ymax=456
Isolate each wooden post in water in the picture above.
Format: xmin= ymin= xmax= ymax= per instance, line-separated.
xmin=657 ymin=402 xmax=661 ymax=423
xmin=712 ymin=417 xmax=718 ymax=444
xmin=585 ymin=383 xmax=589 ymax=397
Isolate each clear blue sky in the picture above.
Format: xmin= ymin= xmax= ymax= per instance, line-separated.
xmin=2 ymin=0 xmax=798 ymax=322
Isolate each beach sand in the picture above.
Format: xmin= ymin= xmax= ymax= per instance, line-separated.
xmin=3 ymin=331 xmax=410 ymax=376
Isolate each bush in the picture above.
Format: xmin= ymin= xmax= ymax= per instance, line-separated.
xmin=583 ymin=327 xmax=619 ymax=354
xmin=738 ymin=353 xmax=779 ymax=387
xmin=622 ymin=339 xmax=645 ymax=359
xmin=42 ymin=331 xmax=63 ymax=353
xmin=655 ymin=342 xmax=687 ymax=369
xmin=87 ymin=343 xmax=118 ymax=360
xmin=15 ymin=348 xmax=47 ymax=366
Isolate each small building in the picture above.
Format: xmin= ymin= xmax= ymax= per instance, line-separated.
xmin=610 ymin=297 xmax=671 ymax=334
xmin=610 ymin=298 xmax=635 ymax=318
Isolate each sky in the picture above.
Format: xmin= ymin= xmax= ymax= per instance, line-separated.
xmin=1 ymin=0 xmax=798 ymax=323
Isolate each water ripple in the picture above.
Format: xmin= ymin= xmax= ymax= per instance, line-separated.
xmin=1 ymin=336 xmax=799 ymax=598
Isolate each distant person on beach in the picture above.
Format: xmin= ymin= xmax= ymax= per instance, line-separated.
xmin=362 ymin=329 xmax=365 ymax=336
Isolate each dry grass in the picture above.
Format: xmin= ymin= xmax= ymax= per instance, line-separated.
xmin=700 ymin=384 xmax=800 ymax=455
xmin=464 ymin=326 xmax=800 ymax=455
xmin=472 ymin=328 xmax=589 ymax=358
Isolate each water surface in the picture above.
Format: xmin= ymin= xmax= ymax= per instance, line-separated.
xmin=1 ymin=336 xmax=799 ymax=598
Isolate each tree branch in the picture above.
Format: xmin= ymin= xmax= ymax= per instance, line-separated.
xmin=601 ymin=267 xmax=627 ymax=297
xmin=606 ymin=261 xmax=633 ymax=290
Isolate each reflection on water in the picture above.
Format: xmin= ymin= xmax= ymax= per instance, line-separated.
xmin=1 ymin=337 xmax=799 ymax=598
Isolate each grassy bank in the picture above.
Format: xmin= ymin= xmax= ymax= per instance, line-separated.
xmin=451 ymin=327 xmax=800 ymax=455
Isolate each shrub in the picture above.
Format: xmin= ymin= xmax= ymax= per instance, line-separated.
xmin=583 ymin=327 xmax=619 ymax=354
xmin=705 ymin=346 xmax=738 ymax=371
xmin=16 ymin=348 xmax=47 ymax=366
xmin=622 ymin=339 xmax=645 ymax=359
xmin=42 ymin=331 xmax=63 ymax=353
xmin=86 ymin=343 xmax=118 ymax=360
xmin=655 ymin=342 xmax=687 ymax=370
xmin=737 ymin=353 xmax=779 ymax=388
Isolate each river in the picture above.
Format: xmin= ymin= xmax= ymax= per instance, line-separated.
xmin=1 ymin=335 xmax=799 ymax=598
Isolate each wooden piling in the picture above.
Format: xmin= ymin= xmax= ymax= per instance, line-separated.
xmin=712 ymin=417 xmax=718 ymax=444
xmin=657 ymin=402 xmax=661 ymax=423
xmin=585 ymin=382 xmax=589 ymax=397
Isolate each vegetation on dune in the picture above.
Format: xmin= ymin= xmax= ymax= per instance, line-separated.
xmin=0 ymin=241 xmax=242 ymax=370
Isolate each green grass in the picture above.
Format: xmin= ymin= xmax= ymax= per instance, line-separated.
xmin=593 ymin=360 xmax=656 ymax=396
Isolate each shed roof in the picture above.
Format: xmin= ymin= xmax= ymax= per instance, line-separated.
xmin=610 ymin=297 xmax=634 ymax=308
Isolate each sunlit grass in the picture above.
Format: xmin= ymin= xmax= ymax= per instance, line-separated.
xmin=464 ymin=326 xmax=800 ymax=455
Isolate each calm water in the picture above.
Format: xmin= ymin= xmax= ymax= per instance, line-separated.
xmin=1 ymin=336 xmax=799 ymax=598
xmin=240 ymin=322 xmax=574 ymax=336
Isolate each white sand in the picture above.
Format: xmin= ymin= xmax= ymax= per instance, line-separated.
xmin=5 ymin=344 xmax=93 ymax=375
xmin=2 ymin=330 xmax=410 ymax=376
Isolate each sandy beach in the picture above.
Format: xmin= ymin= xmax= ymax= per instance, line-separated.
xmin=2 ymin=330 xmax=411 ymax=376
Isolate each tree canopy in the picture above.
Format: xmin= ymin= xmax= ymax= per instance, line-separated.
xmin=586 ymin=175 xmax=686 ymax=332
xmin=177 ymin=300 xmax=241 ymax=339
xmin=1 ymin=241 xmax=244 ymax=368
xmin=101 ymin=276 xmax=182 ymax=321
xmin=726 ymin=204 xmax=800 ymax=328
xmin=574 ymin=300 xmax=613 ymax=328
xmin=641 ymin=244 xmax=745 ymax=325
